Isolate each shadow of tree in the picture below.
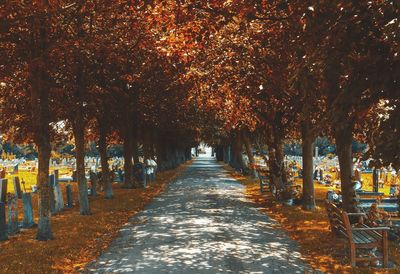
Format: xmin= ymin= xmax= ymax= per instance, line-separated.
xmin=86 ymin=158 xmax=310 ymax=273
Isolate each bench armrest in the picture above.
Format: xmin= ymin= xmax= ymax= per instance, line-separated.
xmin=347 ymin=213 xmax=367 ymax=216
xmin=352 ymin=227 xmax=391 ymax=231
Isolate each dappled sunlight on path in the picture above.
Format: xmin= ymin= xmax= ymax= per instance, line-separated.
xmin=86 ymin=157 xmax=311 ymax=273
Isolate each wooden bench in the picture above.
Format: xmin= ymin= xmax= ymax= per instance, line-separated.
xmin=258 ymin=174 xmax=269 ymax=193
xmin=254 ymin=167 xmax=270 ymax=193
xmin=325 ymin=201 xmax=390 ymax=267
xmin=356 ymin=197 xmax=399 ymax=214
xmin=355 ymin=190 xmax=384 ymax=197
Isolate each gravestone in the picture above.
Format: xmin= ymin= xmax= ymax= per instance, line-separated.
xmin=0 ymin=202 xmax=7 ymax=241
xmin=49 ymin=174 xmax=56 ymax=214
xmin=22 ymin=193 xmax=36 ymax=228
xmin=53 ymin=170 xmax=63 ymax=212
xmin=7 ymin=194 xmax=19 ymax=235
xmin=13 ymin=177 xmax=22 ymax=199
xmin=373 ymin=168 xmax=379 ymax=192
xmin=313 ymin=169 xmax=318 ymax=180
xmin=66 ymin=184 xmax=73 ymax=208
xmin=0 ymin=179 xmax=7 ymax=203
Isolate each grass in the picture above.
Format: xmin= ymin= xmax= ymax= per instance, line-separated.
xmin=5 ymin=168 xmax=73 ymax=193
xmin=0 ymin=162 xmax=191 ymax=273
xmin=224 ymin=165 xmax=400 ymax=274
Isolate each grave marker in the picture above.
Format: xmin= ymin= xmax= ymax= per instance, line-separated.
xmin=22 ymin=193 xmax=36 ymax=228
xmin=0 ymin=179 xmax=7 ymax=203
xmin=7 ymin=194 xmax=19 ymax=235
xmin=49 ymin=174 xmax=56 ymax=214
xmin=13 ymin=177 xmax=22 ymax=199
xmin=53 ymin=170 xmax=63 ymax=212
xmin=373 ymin=168 xmax=379 ymax=192
xmin=0 ymin=202 xmax=7 ymax=241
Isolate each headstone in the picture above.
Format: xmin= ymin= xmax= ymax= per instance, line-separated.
xmin=313 ymin=169 xmax=318 ymax=180
xmin=7 ymin=194 xmax=19 ymax=235
xmin=0 ymin=179 xmax=7 ymax=203
xmin=53 ymin=170 xmax=63 ymax=212
xmin=13 ymin=177 xmax=22 ymax=199
xmin=373 ymin=168 xmax=379 ymax=192
xmin=49 ymin=175 xmax=56 ymax=214
xmin=54 ymin=170 xmax=59 ymax=185
xmin=0 ymin=202 xmax=7 ymax=241
xmin=66 ymin=184 xmax=73 ymax=208
xmin=22 ymin=193 xmax=36 ymax=228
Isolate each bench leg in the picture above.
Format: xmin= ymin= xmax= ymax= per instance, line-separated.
xmin=350 ymin=244 xmax=356 ymax=267
xmin=383 ymin=231 xmax=388 ymax=268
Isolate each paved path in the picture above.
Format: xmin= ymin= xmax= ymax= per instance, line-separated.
xmin=86 ymin=157 xmax=311 ymax=273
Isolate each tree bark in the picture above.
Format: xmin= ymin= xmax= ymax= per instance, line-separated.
xmin=132 ymin=141 xmax=139 ymax=164
xmin=335 ymin=123 xmax=357 ymax=212
xmin=29 ymin=14 xmax=52 ymax=240
xmin=122 ymin=118 xmax=134 ymax=188
xmin=36 ymin=142 xmax=52 ymax=240
xmin=242 ymin=131 xmax=257 ymax=177
xmin=98 ymin=118 xmax=113 ymax=199
xmin=230 ymin=134 xmax=244 ymax=171
xmin=72 ymin=117 xmax=91 ymax=215
xmin=301 ymin=123 xmax=316 ymax=211
xmin=268 ymin=126 xmax=287 ymax=197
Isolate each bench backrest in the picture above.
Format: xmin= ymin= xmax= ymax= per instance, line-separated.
xmin=356 ymin=198 xmax=399 ymax=204
xmin=325 ymin=200 xmax=351 ymax=239
xmin=355 ymin=190 xmax=384 ymax=197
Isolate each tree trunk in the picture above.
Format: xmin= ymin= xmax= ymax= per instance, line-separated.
xmin=335 ymin=124 xmax=357 ymax=212
xmin=98 ymin=118 xmax=113 ymax=199
xmin=36 ymin=143 xmax=52 ymax=240
xmin=230 ymin=134 xmax=244 ymax=171
xmin=122 ymin=119 xmax=134 ymax=188
xmin=242 ymin=131 xmax=257 ymax=177
xmin=132 ymin=141 xmax=139 ymax=164
xmin=301 ymin=124 xmax=316 ymax=211
xmin=72 ymin=118 xmax=91 ymax=215
xmin=268 ymin=127 xmax=287 ymax=197
xmin=29 ymin=14 xmax=52 ymax=240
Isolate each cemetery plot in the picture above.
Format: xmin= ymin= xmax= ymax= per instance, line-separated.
xmin=0 ymin=163 xmax=188 ymax=273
